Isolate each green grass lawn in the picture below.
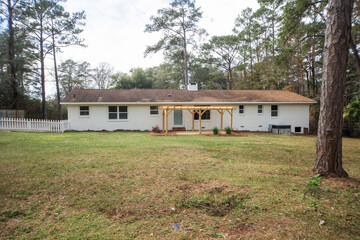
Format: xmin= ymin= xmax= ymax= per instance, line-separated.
xmin=0 ymin=132 xmax=359 ymax=239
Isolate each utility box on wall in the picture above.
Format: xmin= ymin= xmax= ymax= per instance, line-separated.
xmin=269 ymin=124 xmax=291 ymax=134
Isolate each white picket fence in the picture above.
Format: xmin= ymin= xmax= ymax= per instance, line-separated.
xmin=0 ymin=117 xmax=68 ymax=133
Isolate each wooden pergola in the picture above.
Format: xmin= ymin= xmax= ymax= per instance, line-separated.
xmin=161 ymin=106 xmax=236 ymax=134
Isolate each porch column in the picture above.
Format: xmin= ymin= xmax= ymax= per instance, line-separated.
xmin=217 ymin=109 xmax=225 ymax=131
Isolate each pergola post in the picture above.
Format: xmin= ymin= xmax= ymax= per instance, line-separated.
xmin=165 ymin=110 xmax=168 ymax=134
xmin=160 ymin=106 xmax=235 ymax=135
xmin=198 ymin=110 xmax=206 ymax=134
xmin=162 ymin=110 xmax=165 ymax=132
xmin=217 ymin=110 xmax=225 ymax=131
xmin=226 ymin=109 xmax=233 ymax=130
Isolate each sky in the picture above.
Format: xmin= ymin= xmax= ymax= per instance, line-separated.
xmin=58 ymin=0 xmax=259 ymax=74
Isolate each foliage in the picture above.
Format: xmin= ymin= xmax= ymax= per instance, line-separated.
xmin=58 ymin=59 xmax=92 ymax=96
xmin=201 ymin=35 xmax=242 ymax=89
xmin=344 ymin=97 xmax=360 ymax=137
xmin=48 ymin=3 xmax=86 ymax=119
xmin=91 ymin=62 xmax=114 ymax=89
xmin=225 ymin=126 xmax=232 ymax=134
xmin=344 ymin=97 xmax=360 ymax=123
xmin=180 ymin=192 xmax=250 ymax=216
xmin=212 ymin=127 xmax=219 ymax=134
xmin=303 ymin=174 xmax=324 ymax=199
xmin=307 ymin=174 xmax=322 ymax=186
xmin=145 ymin=0 xmax=206 ymax=85
xmin=113 ymin=68 xmax=153 ymax=89
xmin=151 ymin=125 xmax=161 ymax=133
xmin=0 ymin=0 xmax=37 ymax=110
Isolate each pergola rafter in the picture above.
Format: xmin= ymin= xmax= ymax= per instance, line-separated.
xmin=160 ymin=106 xmax=235 ymax=134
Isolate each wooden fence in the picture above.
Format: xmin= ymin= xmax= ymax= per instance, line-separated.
xmin=0 ymin=110 xmax=25 ymax=118
xmin=0 ymin=118 xmax=68 ymax=133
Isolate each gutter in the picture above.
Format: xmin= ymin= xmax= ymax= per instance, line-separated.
xmin=61 ymin=101 xmax=316 ymax=105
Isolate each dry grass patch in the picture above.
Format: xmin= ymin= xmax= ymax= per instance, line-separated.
xmin=0 ymin=132 xmax=359 ymax=239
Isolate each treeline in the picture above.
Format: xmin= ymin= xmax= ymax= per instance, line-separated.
xmin=0 ymin=0 xmax=85 ymax=119
xmin=1 ymin=0 xmax=360 ymax=130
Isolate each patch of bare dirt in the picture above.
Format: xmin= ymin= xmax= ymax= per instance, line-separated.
xmin=150 ymin=132 xmax=177 ymax=136
xmin=202 ymin=132 xmax=248 ymax=137
xmin=323 ymin=177 xmax=360 ymax=189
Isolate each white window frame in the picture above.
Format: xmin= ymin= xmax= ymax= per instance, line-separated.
xmin=108 ymin=106 xmax=118 ymax=120
xmin=119 ymin=106 xmax=128 ymax=119
xmin=239 ymin=105 xmax=244 ymax=115
xmin=80 ymin=106 xmax=90 ymax=117
xmin=271 ymin=105 xmax=278 ymax=118
xmin=108 ymin=106 xmax=128 ymax=121
xmin=258 ymin=105 xmax=263 ymax=114
xmin=150 ymin=106 xmax=159 ymax=115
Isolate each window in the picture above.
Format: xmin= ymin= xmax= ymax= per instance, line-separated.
xmin=109 ymin=106 xmax=128 ymax=120
xmin=109 ymin=106 xmax=118 ymax=119
xmin=119 ymin=106 xmax=128 ymax=119
xmin=271 ymin=105 xmax=278 ymax=117
xmin=80 ymin=106 xmax=89 ymax=116
xmin=194 ymin=110 xmax=210 ymax=120
xmin=295 ymin=127 xmax=302 ymax=133
xmin=150 ymin=106 xmax=159 ymax=115
xmin=239 ymin=105 xmax=244 ymax=114
xmin=258 ymin=105 xmax=263 ymax=114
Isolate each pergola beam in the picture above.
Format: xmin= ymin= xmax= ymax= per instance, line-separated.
xmin=161 ymin=106 xmax=235 ymax=111
xmin=160 ymin=105 xmax=235 ymax=135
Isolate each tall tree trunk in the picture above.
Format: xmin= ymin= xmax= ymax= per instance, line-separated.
xmin=227 ymin=63 xmax=233 ymax=90
xmin=51 ymin=30 xmax=62 ymax=120
xmin=7 ymin=0 xmax=18 ymax=109
xmin=314 ymin=0 xmax=353 ymax=178
xmin=40 ymin=18 xmax=47 ymax=119
xmin=183 ymin=28 xmax=189 ymax=86
xmin=311 ymin=44 xmax=317 ymax=97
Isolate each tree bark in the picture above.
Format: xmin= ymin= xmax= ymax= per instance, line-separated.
xmin=7 ymin=0 xmax=19 ymax=109
xmin=39 ymin=16 xmax=47 ymax=120
xmin=314 ymin=0 xmax=353 ymax=178
xmin=183 ymin=26 xmax=189 ymax=86
xmin=51 ymin=32 xmax=62 ymax=120
xmin=227 ymin=63 xmax=233 ymax=90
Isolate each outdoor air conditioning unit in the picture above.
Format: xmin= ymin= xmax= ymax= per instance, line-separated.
xmin=187 ymin=82 xmax=198 ymax=91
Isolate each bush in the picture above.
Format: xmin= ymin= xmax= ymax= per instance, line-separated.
xmin=225 ymin=127 xmax=232 ymax=134
xmin=152 ymin=125 xmax=161 ymax=133
xmin=213 ymin=127 xmax=219 ymax=134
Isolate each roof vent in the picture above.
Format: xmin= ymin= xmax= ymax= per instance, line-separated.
xmin=187 ymin=83 xmax=198 ymax=91
xmin=168 ymin=93 xmax=172 ymax=97
xmin=72 ymin=94 xmax=76 ymax=99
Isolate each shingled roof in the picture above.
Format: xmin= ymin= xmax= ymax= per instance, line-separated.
xmin=61 ymin=89 xmax=315 ymax=104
